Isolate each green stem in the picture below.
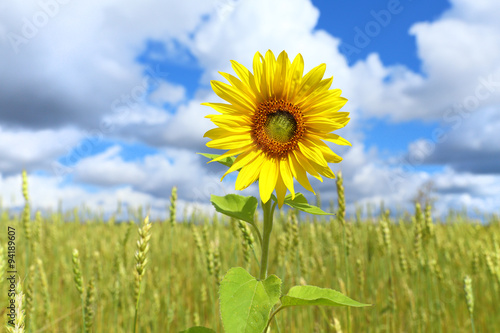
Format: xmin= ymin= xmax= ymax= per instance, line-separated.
xmin=342 ymin=224 xmax=351 ymax=333
xmin=265 ymin=306 xmax=285 ymax=331
xmin=388 ymin=252 xmax=395 ymax=333
xmin=250 ymin=222 xmax=263 ymax=247
xmin=134 ymin=276 xmax=144 ymax=333
xmin=470 ymin=313 xmax=476 ymax=333
xmin=81 ymin=297 xmax=86 ymax=333
xmin=259 ymin=200 xmax=276 ymax=281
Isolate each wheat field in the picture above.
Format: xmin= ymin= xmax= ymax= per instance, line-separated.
xmin=1 ymin=186 xmax=499 ymax=332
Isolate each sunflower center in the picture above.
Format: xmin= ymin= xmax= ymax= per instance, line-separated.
xmin=264 ymin=111 xmax=297 ymax=143
xmin=251 ymin=99 xmax=305 ymax=159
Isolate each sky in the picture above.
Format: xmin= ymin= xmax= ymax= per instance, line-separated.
xmin=1 ymin=0 xmax=499 ymax=219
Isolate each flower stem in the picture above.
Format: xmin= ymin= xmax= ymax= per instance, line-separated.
xmin=259 ymin=200 xmax=276 ymax=280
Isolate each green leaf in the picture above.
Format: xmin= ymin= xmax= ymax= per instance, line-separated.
xmin=198 ymin=152 xmax=236 ymax=168
xmin=282 ymin=193 xmax=333 ymax=215
xmin=220 ymin=267 xmax=281 ymax=333
xmin=179 ymin=327 xmax=216 ymax=333
xmin=281 ymin=285 xmax=371 ymax=308
xmin=211 ymin=194 xmax=258 ymax=225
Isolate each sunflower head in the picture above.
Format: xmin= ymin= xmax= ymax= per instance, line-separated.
xmin=203 ymin=50 xmax=351 ymax=207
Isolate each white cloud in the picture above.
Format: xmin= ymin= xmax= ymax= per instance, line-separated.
xmin=102 ymin=94 xmax=214 ymax=150
xmin=148 ymin=81 xmax=186 ymax=105
xmin=0 ymin=172 xmax=175 ymax=219
xmin=407 ymin=107 xmax=500 ymax=173
xmin=355 ymin=0 xmax=500 ymax=122
xmin=103 ymin=105 xmax=170 ymax=128
xmin=0 ymin=126 xmax=82 ymax=174
xmin=72 ymin=145 xmax=234 ymax=202
xmin=432 ymin=168 xmax=500 ymax=215
xmin=0 ymin=0 xmax=214 ymax=129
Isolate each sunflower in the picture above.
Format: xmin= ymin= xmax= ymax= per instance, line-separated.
xmin=203 ymin=50 xmax=351 ymax=207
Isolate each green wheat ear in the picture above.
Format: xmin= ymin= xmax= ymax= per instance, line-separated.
xmin=72 ymin=249 xmax=84 ymax=297
xmin=84 ymin=278 xmax=96 ymax=332
xmin=21 ymin=170 xmax=31 ymax=244
xmin=133 ymin=215 xmax=152 ymax=333
xmin=169 ymin=186 xmax=178 ymax=227
xmin=134 ymin=216 xmax=152 ymax=297
xmin=464 ymin=275 xmax=476 ymax=333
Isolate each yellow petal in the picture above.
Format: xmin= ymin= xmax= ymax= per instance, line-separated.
xmin=279 ymin=158 xmax=295 ymax=199
xmin=320 ymin=147 xmax=343 ymax=163
xmin=273 ymin=51 xmax=289 ymax=99
xmin=211 ymin=80 xmax=256 ymax=111
xmin=222 ymin=149 xmax=261 ymax=179
xmin=231 ymin=60 xmax=263 ymax=102
xmin=306 ymin=118 xmax=349 ymax=134
xmin=293 ymin=149 xmax=323 ymax=182
xmin=259 ymin=157 xmax=279 ymax=203
xmin=292 ymin=63 xmax=326 ymax=103
xmin=252 ymin=52 xmax=264 ymax=97
xmin=298 ymin=140 xmax=328 ymax=167
xmin=204 ymin=127 xmax=247 ymax=139
xmin=207 ymin=134 xmax=253 ymax=150
xmin=289 ymin=152 xmax=315 ymax=194
xmin=218 ymin=71 xmax=256 ymax=101
xmin=296 ymin=76 xmax=334 ymax=104
xmin=309 ymin=159 xmax=336 ymax=179
xmin=263 ymin=50 xmax=276 ymax=97
xmin=306 ymin=135 xmax=344 ymax=163
xmin=208 ymin=145 xmax=253 ymax=163
xmin=298 ymin=88 xmax=342 ymax=110
xmin=235 ymin=154 xmax=266 ymax=190
xmin=208 ymin=114 xmax=251 ymax=129
xmin=202 ymin=102 xmax=248 ymax=116
xmin=323 ymin=133 xmax=352 ymax=146
xmin=302 ymin=97 xmax=348 ymax=116
xmin=284 ymin=53 xmax=304 ymax=100
xmin=305 ymin=111 xmax=349 ymax=122
xmin=316 ymin=76 xmax=333 ymax=92
xmin=230 ymin=60 xmax=251 ymax=86
xmin=275 ymin=172 xmax=287 ymax=208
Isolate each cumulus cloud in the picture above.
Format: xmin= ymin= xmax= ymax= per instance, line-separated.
xmin=102 ymin=94 xmax=214 ymax=150
xmin=72 ymin=145 xmax=234 ymax=202
xmin=0 ymin=126 xmax=82 ymax=175
xmin=0 ymin=171 xmax=216 ymax=219
xmin=355 ymin=0 xmax=500 ymax=122
xmin=148 ymin=81 xmax=186 ymax=106
xmin=0 ymin=0 xmax=214 ymax=130
xmin=407 ymin=107 xmax=500 ymax=174
xmin=432 ymin=168 xmax=500 ymax=215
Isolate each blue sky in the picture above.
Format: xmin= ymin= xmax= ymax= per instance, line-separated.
xmin=313 ymin=0 xmax=450 ymax=71
xmin=1 ymin=0 xmax=499 ymax=218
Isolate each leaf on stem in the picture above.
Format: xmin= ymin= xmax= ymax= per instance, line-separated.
xmin=179 ymin=327 xmax=216 ymax=333
xmin=281 ymin=285 xmax=370 ymax=308
xmin=211 ymin=194 xmax=258 ymax=225
xmin=272 ymin=193 xmax=334 ymax=215
xmin=198 ymin=153 xmax=236 ymax=168
xmin=220 ymin=267 xmax=281 ymax=333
